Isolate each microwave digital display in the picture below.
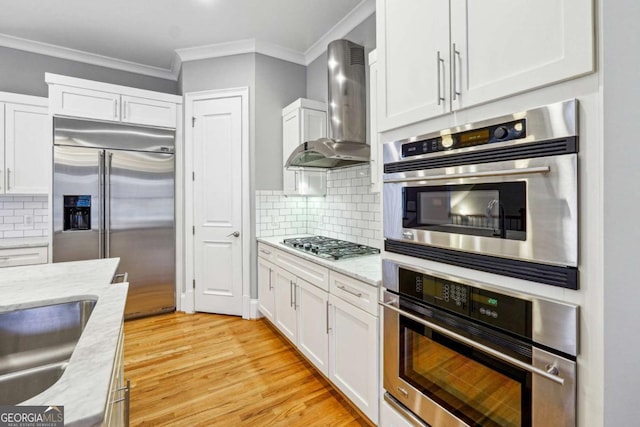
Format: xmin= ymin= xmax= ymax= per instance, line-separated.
xmin=459 ymin=129 xmax=490 ymax=146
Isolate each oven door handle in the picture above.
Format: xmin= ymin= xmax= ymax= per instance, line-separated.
xmin=379 ymin=300 xmax=565 ymax=385
xmin=383 ymin=166 xmax=550 ymax=184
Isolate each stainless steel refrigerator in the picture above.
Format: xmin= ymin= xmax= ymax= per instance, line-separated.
xmin=53 ymin=117 xmax=175 ymax=318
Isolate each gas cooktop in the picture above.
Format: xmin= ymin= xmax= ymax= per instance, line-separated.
xmin=282 ymin=236 xmax=380 ymax=261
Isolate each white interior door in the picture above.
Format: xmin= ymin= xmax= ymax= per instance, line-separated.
xmin=192 ymin=94 xmax=243 ymax=315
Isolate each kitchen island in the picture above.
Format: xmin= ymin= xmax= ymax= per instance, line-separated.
xmin=0 ymin=258 xmax=127 ymax=427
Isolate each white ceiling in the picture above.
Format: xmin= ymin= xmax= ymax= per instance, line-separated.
xmin=0 ymin=0 xmax=373 ymax=80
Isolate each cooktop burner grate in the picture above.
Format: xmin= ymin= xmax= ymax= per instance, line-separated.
xmin=282 ymin=236 xmax=380 ymax=260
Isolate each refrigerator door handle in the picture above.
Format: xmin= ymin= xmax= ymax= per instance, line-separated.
xmin=98 ymin=151 xmax=105 ymax=258
xmin=105 ymin=151 xmax=113 ymax=258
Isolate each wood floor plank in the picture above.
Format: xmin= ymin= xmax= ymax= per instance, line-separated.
xmin=124 ymin=312 xmax=371 ymax=426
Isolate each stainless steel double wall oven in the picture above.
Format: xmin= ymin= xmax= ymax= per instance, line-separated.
xmin=379 ymin=100 xmax=581 ymax=426
xmin=383 ymin=99 xmax=579 ymax=289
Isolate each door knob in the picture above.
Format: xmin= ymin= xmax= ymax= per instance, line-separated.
xmin=227 ymin=231 xmax=240 ymax=237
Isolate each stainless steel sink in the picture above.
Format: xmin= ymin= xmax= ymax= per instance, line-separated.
xmin=0 ymin=299 xmax=97 ymax=404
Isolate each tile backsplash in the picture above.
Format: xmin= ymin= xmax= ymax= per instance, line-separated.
xmin=0 ymin=195 xmax=49 ymax=239
xmin=256 ymin=164 xmax=382 ymax=249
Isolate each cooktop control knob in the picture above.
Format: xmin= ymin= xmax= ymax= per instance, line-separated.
xmin=494 ymin=126 xmax=509 ymax=140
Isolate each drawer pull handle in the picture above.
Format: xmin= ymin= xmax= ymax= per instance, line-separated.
xmin=338 ymin=285 xmax=362 ymax=298
xmin=260 ymin=249 xmax=272 ymax=255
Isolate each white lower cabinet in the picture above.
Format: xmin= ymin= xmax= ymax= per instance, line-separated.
xmin=329 ymin=293 xmax=378 ymax=424
xmin=257 ymin=242 xmax=379 ymax=424
xmin=257 ymin=256 xmax=276 ymax=322
xmin=274 ymin=266 xmax=298 ymax=343
xmin=297 ymin=278 xmax=329 ymax=376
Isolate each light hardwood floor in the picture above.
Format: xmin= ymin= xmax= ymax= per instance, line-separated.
xmin=124 ymin=312 xmax=371 ymax=426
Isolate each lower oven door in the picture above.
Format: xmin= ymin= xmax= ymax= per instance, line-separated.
xmin=381 ymin=291 xmax=576 ymax=427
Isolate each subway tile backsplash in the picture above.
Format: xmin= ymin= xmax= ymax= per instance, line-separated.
xmin=0 ymin=195 xmax=49 ymax=239
xmin=256 ymin=164 xmax=382 ymax=249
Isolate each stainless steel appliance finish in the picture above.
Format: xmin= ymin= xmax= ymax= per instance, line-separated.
xmin=382 ymin=100 xmax=579 ymax=288
xmin=383 ymin=99 xmax=577 ymax=165
xmin=0 ymin=299 xmax=96 ymax=404
xmin=285 ymin=39 xmax=369 ymax=169
xmin=282 ymin=236 xmax=380 ymax=260
xmin=384 ymin=154 xmax=578 ymax=267
xmin=53 ymin=117 xmax=175 ymax=319
xmin=380 ymin=259 xmax=579 ymax=427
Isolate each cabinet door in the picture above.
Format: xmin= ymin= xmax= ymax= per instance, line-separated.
xmin=50 ymin=85 xmax=120 ymax=122
xmin=121 ymin=95 xmax=177 ymax=128
xmin=257 ymin=257 xmax=276 ymax=322
xmin=4 ymin=103 xmax=49 ymax=194
xmin=274 ymin=267 xmax=297 ymax=343
xmin=329 ymin=294 xmax=378 ymax=423
xmin=450 ymin=0 xmax=593 ymax=110
xmin=297 ymin=279 xmax=329 ymax=376
xmin=377 ymin=0 xmax=450 ymax=131
xmin=301 ymin=108 xmax=326 ymax=141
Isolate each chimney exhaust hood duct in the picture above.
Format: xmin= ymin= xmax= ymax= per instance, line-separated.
xmin=285 ymin=39 xmax=369 ymax=169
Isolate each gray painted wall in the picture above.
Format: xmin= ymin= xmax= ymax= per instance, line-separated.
xmin=254 ymin=54 xmax=306 ymax=191
xmin=603 ymin=0 xmax=640 ymax=424
xmin=0 ymin=46 xmax=177 ymax=97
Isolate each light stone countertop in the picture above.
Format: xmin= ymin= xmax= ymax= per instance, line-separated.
xmin=0 ymin=258 xmax=126 ymax=427
xmin=0 ymin=237 xmax=49 ymax=249
xmin=257 ymin=235 xmax=381 ymax=286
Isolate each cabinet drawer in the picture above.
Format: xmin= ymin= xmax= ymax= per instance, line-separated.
xmin=0 ymin=246 xmax=48 ymax=267
xmin=275 ymin=250 xmax=329 ymax=292
xmin=257 ymin=242 xmax=276 ymax=262
xmin=330 ymin=271 xmax=378 ymax=316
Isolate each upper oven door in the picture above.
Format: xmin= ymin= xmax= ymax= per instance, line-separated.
xmin=383 ymin=154 xmax=577 ymax=267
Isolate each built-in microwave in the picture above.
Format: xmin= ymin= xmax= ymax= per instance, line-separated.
xmin=383 ymin=100 xmax=579 ymax=289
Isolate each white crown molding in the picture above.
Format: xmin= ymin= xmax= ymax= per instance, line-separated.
xmin=1 ymin=0 xmax=374 ymax=81
xmin=0 ymin=33 xmax=176 ymax=81
xmin=304 ymin=0 xmax=376 ymax=65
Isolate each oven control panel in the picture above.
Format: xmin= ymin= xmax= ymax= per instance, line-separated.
xmin=401 ymin=119 xmax=526 ymax=158
xmin=399 ymin=267 xmax=531 ymax=337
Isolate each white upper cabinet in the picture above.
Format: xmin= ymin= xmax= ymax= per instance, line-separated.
xmin=46 ymin=73 xmax=181 ymax=129
xmin=377 ymin=0 xmax=450 ymax=131
xmin=282 ymin=98 xmax=327 ymax=196
xmin=0 ymin=93 xmax=49 ymax=195
xmin=450 ymin=0 xmax=594 ymax=111
xmin=376 ymin=0 xmax=594 ymax=131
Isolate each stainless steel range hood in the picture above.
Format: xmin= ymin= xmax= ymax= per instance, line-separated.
xmin=286 ymin=39 xmax=369 ymax=169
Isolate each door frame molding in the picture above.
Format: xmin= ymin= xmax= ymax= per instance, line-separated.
xmin=182 ymin=87 xmax=250 ymax=318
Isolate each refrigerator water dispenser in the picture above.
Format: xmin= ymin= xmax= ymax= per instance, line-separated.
xmin=63 ymin=195 xmax=91 ymax=230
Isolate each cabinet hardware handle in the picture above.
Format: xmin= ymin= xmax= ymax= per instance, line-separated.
xmin=379 ymin=300 xmax=566 ymax=385
xmin=268 ymin=268 xmax=273 ymax=291
xmin=326 ymin=301 xmax=331 ymax=333
xmin=260 ymin=249 xmax=271 ymax=255
xmin=0 ymin=256 xmax=10 ymax=261
xmin=290 ymin=280 xmax=294 ymax=308
xmin=452 ymin=43 xmax=461 ymax=101
xmin=112 ymin=272 xmax=128 ymax=283
xmin=384 ymin=166 xmax=551 ymax=184
xmin=114 ymin=99 xmax=118 ymax=119
xmin=6 ymin=168 xmax=11 ymax=191
xmin=123 ymin=101 xmax=127 ymax=119
xmin=436 ymin=51 xmax=445 ymax=105
xmin=338 ymin=284 xmax=362 ymax=298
